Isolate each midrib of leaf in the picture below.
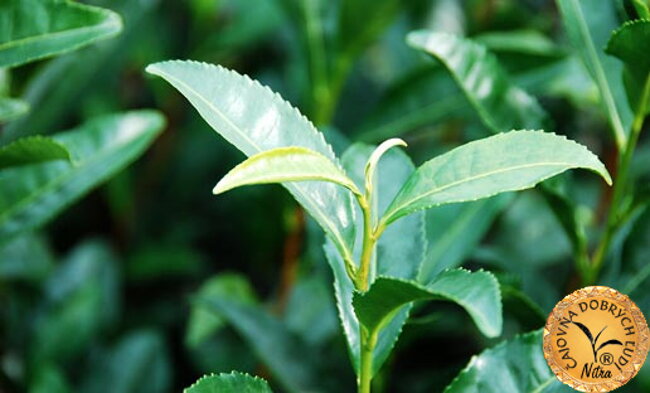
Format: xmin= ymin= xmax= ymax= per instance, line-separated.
xmin=0 ymin=3 xmax=120 ymax=51
xmin=386 ymin=161 xmax=583 ymax=222
xmin=0 ymin=23 xmax=114 ymax=51
xmin=153 ymin=69 xmax=354 ymax=262
xmin=361 ymin=272 xmax=500 ymax=337
xmin=565 ymin=0 xmax=626 ymax=149
xmin=0 ymin=125 xmax=153 ymax=225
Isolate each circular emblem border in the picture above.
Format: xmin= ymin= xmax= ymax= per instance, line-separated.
xmin=543 ymin=286 xmax=650 ymax=392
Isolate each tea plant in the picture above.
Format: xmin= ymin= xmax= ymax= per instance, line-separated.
xmin=0 ymin=1 xmax=164 ymax=390
xmin=146 ymin=58 xmax=609 ymax=393
xmin=147 ymin=1 xmax=650 ymax=392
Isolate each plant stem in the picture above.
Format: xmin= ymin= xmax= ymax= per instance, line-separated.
xmin=351 ymin=185 xmax=379 ymax=392
xmin=358 ymin=328 xmax=377 ymax=393
xmin=355 ymin=195 xmax=374 ymax=291
xmin=588 ymin=74 xmax=650 ymax=283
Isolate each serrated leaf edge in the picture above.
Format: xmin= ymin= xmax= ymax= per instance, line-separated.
xmin=605 ymin=18 xmax=650 ymax=55
xmin=146 ymin=60 xmax=357 ymax=265
xmin=382 ymin=130 xmax=611 ymax=225
xmin=442 ymin=330 xmax=553 ymax=393
xmin=356 ymin=268 xmax=503 ymax=338
xmin=184 ymin=371 xmax=271 ymax=392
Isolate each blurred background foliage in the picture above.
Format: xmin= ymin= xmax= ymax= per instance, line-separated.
xmin=1 ymin=0 xmax=650 ymax=392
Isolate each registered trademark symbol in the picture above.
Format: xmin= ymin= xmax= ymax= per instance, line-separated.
xmin=600 ymin=352 xmax=614 ymax=366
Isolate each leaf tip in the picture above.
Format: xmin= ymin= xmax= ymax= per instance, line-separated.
xmin=212 ymin=181 xmax=228 ymax=195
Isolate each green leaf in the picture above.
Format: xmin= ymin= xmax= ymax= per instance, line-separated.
xmin=33 ymin=240 xmax=119 ymax=364
xmin=79 ymin=330 xmax=171 ymax=393
xmin=353 ymin=270 xmax=502 ymax=349
xmin=1 ymin=0 xmax=157 ymax=142
xmin=632 ymin=0 xmax=650 ymax=19
xmin=146 ymin=60 xmax=357 ymax=272
xmin=474 ymin=30 xmax=564 ymax=57
xmin=185 ymin=372 xmax=272 ymax=393
xmin=405 ymin=33 xmax=593 ymax=269
xmin=213 ymin=146 xmax=360 ymax=196
xmin=198 ymin=296 xmax=320 ymax=392
xmin=29 ymin=364 xmax=72 ymax=393
xmin=407 ymin=31 xmax=549 ymax=133
xmin=0 ymin=110 xmax=164 ymax=242
xmin=364 ymin=138 xmax=407 ymax=196
xmin=380 ymin=130 xmax=612 ymax=226
xmin=421 ymin=195 xmax=511 ymax=282
xmin=0 ymin=135 xmax=71 ymax=170
xmin=443 ymin=330 xmax=567 ymax=393
xmin=556 ymin=0 xmax=633 ymax=150
xmin=338 ymin=0 xmax=402 ymax=60
xmin=605 ymin=19 xmax=650 ymax=114
xmin=186 ymin=273 xmax=257 ymax=347
xmin=0 ymin=96 xmax=28 ymax=122
xmin=355 ymin=67 xmax=469 ymax=142
xmin=0 ymin=232 xmax=53 ymax=281
xmin=0 ymin=0 xmax=122 ymax=68
xmin=325 ymin=143 xmax=426 ymax=375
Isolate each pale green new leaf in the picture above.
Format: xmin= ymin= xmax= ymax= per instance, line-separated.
xmin=364 ymin=138 xmax=407 ymax=195
xmin=325 ymin=143 xmax=425 ymax=376
xmin=407 ymin=31 xmax=548 ymax=133
xmin=0 ymin=111 xmax=164 ymax=242
xmin=146 ymin=60 xmax=356 ymax=270
xmin=213 ymin=146 xmax=360 ymax=196
xmin=380 ymin=131 xmax=612 ymax=226
xmin=0 ymin=0 xmax=122 ymax=68
xmin=353 ymin=270 xmax=502 ymax=355
xmin=443 ymin=330 xmax=567 ymax=393
xmin=185 ymin=372 xmax=272 ymax=393
xmin=556 ymin=0 xmax=633 ymax=150
xmin=0 ymin=97 xmax=28 ymax=122
xmin=0 ymin=135 xmax=71 ymax=169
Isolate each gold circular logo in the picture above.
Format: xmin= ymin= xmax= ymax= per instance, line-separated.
xmin=543 ymin=286 xmax=650 ymax=392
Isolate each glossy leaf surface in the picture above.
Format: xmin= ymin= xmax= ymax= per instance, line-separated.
xmin=213 ymin=146 xmax=359 ymax=195
xmin=407 ymin=31 xmax=548 ymax=133
xmin=353 ymin=269 xmax=502 ymax=344
xmin=0 ymin=110 xmax=164 ymax=242
xmin=444 ymin=330 xmax=567 ymax=392
xmin=381 ymin=131 xmax=611 ymax=226
xmin=146 ymin=60 xmax=357 ymax=269
xmin=0 ymin=0 xmax=122 ymax=68
xmin=185 ymin=372 xmax=272 ymax=393
xmin=0 ymin=135 xmax=71 ymax=169
xmin=326 ymin=143 xmax=425 ymax=375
